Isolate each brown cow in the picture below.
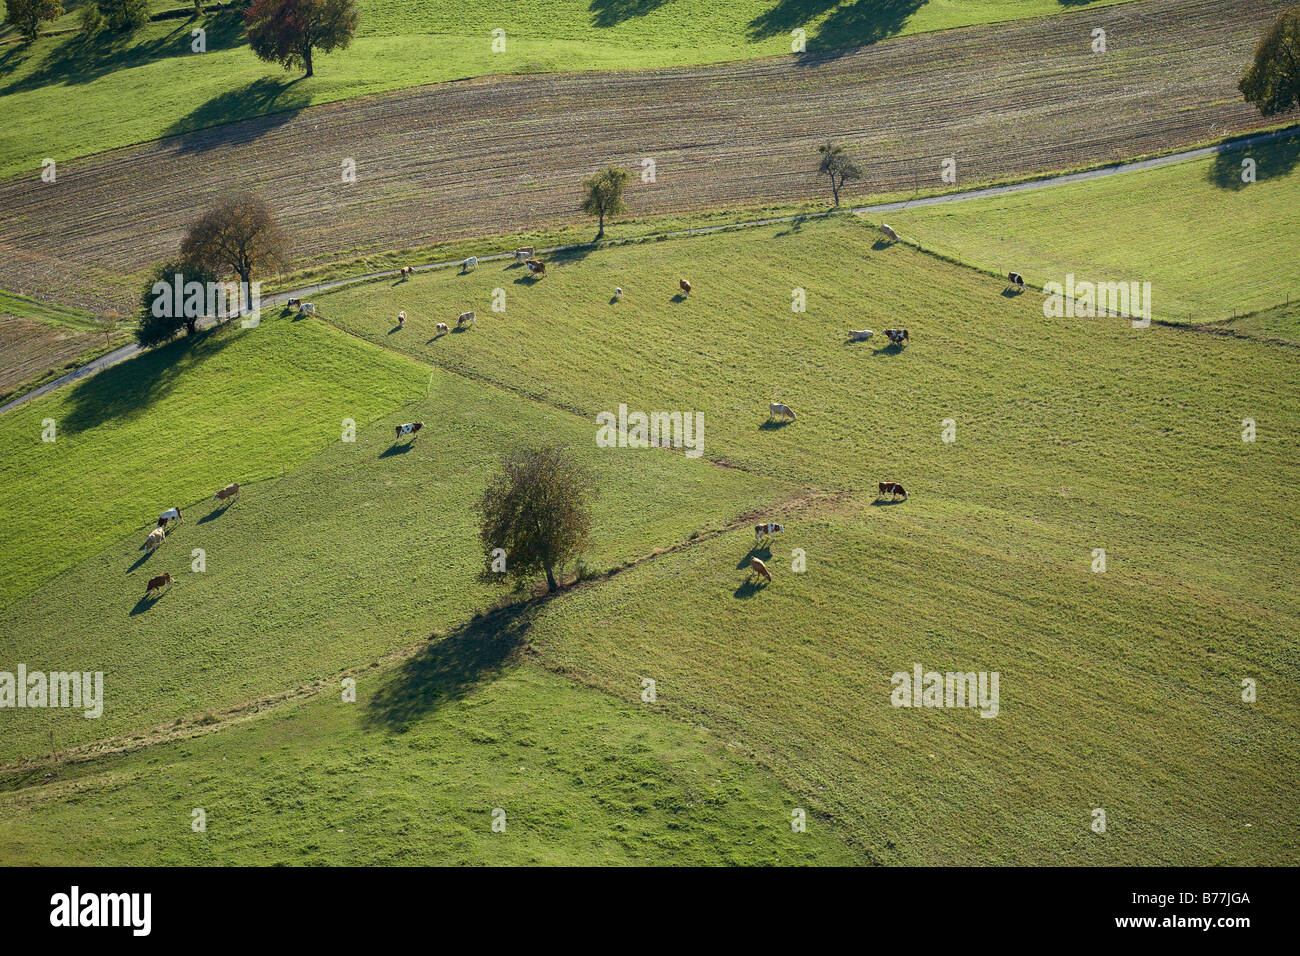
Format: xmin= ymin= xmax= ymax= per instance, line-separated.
xmin=396 ymin=421 xmax=424 ymax=442
xmin=749 ymin=556 xmax=772 ymax=583
xmin=878 ymin=481 xmax=909 ymax=501
xmin=525 ymin=259 xmax=546 ymax=277
xmin=145 ymin=572 xmax=172 ymax=596
xmin=679 ymin=278 xmax=692 ymax=297
xmin=214 ymin=482 xmax=240 ymax=503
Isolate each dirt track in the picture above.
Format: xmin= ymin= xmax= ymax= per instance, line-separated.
xmin=0 ymin=0 xmax=1283 ymax=313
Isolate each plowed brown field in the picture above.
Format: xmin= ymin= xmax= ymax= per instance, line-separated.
xmin=0 ymin=0 xmax=1283 ymax=313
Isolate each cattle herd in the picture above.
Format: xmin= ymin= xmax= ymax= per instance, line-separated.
xmin=137 ymin=488 xmax=236 ymax=599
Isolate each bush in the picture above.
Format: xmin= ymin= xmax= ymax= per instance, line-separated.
xmin=79 ymin=2 xmax=106 ymax=40
xmin=100 ymin=0 xmax=148 ymax=33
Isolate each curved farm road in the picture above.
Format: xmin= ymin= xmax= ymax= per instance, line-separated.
xmin=5 ymin=126 xmax=1294 ymax=417
xmin=0 ymin=0 xmax=1283 ymax=315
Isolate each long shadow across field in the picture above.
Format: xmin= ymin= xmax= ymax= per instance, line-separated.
xmin=59 ymin=325 xmax=237 ymax=436
xmin=164 ymin=76 xmax=308 ymax=153
xmin=1207 ymin=134 xmax=1300 ymax=191
xmin=364 ymin=603 xmax=535 ymax=731
xmin=749 ymin=0 xmax=924 ymax=61
xmin=588 ymin=0 xmax=672 ymax=28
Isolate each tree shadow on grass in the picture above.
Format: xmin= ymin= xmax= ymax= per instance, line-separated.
xmin=588 ymin=0 xmax=672 ymax=28
xmin=364 ymin=603 xmax=534 ymax=732
xmin=1206 ymin=132 xmax=1300 ymax=191
xmin=163 ymin=75 xmax=308 ymax=153
xmin=1 ymin=9 xmax=247 ymax=97
xmin=59 ymin=325 xmax=238 ymax=436
xmin=748 ymin=0 xmax=924 ymax=64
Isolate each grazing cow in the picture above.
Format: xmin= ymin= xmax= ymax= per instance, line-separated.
xmin=145 ymin=572 xmax=172 ymax=597
xmin=145 ymin=527 xmax=166 ymax=553
xmin=214 ymin=482 xmax=240 ymax=504
xmin=397 ymin=310 xmax=407 ymax=328
xmin=878 ymin=481 xmax=909 ymax=501
xmin=436 ymin=322 xmax=449 ymax=335
xmin=880 ymin=224 xmax=900 ymax=243
xmin=286 ymin=297 xmax=301 ymax=307
xmin=849 ymin=329 xmax=874 ymax=342
xmin=400 ymin=266 xmax=413 ymax=279
xmin=513 ymin=247 xmax=535 ymax=263
xmin=884 ymin=328 xmax=910 ymax=345
xmin=1007 ymin=272 xmax=1026 ymax=291
xmin=769 ymin=402 xmax=796 ymax=421
xmin=754 ymin=522 xmax=784 ymax=543
xmin=679 ymin=279 xmax=692 ymax=297
xmin=157 ymin=507 xmax=182 ymax=529
xmin=525 ymin=259 xmax=546 ymax=277
xmin=396 ymin=422 xmax=424 ymax=442
xmin=457 ymin=311 xmax=476 ymax=329
xmin=462 ymin=256 xmax=478 ymax=273
xmin=748 ymin=556 xmax=772 ymax=583
xmin=614 ymin=287 xmax=623 ymax=300
xmin=299 ymin=302 xmax=316 ymax=316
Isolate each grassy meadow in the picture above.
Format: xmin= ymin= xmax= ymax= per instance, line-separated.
xmin=0 ymin=201 xmax=1295 ymax=865
xmin=0 ymin=0 xmax=1136 ymax=177
xmin=887 ymin=139 xmax=1300 ymax=322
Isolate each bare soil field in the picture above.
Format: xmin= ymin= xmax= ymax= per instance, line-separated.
xmin=0 ymin=0 xmax=1282 ymax=314
xmin=0 ymin=315 xmax=99 ymax=401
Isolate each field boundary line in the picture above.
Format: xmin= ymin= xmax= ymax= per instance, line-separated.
xmin=4 ymin=123 xmax=1295 ymax=418
xmin=0 ymin=487 xmax=852 ymax=784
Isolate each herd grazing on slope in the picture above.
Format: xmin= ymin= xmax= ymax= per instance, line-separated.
xmin=133 ymin=220 xmax=1037 ymax=601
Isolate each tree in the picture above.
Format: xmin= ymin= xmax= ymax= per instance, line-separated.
xmin=477 ymin=446 xmax=596 ymax=593
xmin=580 ymin=166 xmax=629 ymax=240
xmin=244 ymin=0 xmax=359 ymax=78
xmin=136 ymin=259 xmax=221 ymax=347
xmin=79 ymin=2 xmax=106 ymax=40
xmin=180 ymin=194 xmax=289 ymax=292
xmin=4 ymin=0 xmax=64 ymax=42
xmin=100 ymin=0 xmax=147 ymax=32
xmin=817 ymin=141 xmax=862 ymax=207
xmin=1239 ymin=8 xmax=1300 ymax=116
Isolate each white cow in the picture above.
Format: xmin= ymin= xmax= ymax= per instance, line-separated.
xmin=462 ymin=256 xmax=478 ymax=272
xmin=769 ymin=403 xmax=796 ymax=421
xmin=849 ymin=329 xmax=874 ymax=342
xmin=880 ymin=224 xmax=900 ymax=243
xmin=457 ymin=311 xmax=476 ymax=329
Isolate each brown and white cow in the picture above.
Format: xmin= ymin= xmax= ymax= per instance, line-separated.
xmin=145 ymin=527 xmax=166 ymax=553
xmin=396 ymin=422 xmax=424 ymax=442
xmin=436 ymin=322 xmax=449 ymax=335
xmin=400 ymin=266 xmax=413 ymax=279
xmin=514 ymin=246 xmax=536 ymax=263
xmin=678 ymin=279 xmax=692 ymax=297
xmin=883 ymin=328 xmax=909 ymax=345
xmin=525 ymin=259 xmax=546 ymax=277
xmin=754 ymin=522 xmax=784 ymax=543
xmin=214 ymin=482 xmax=240 ymax=504
xmin=145 ymin=572 xmax=172 ymax=596
xmin=457 ymin=311 xmax=476 ymax=329
xmin=157 ymin=507 xmax=182 ymax=529
xmin=397 ymin=311 xmax=407 ymax=328
xmin=748 ymin=556 xmax=772 ymax=583
xmin=878 ymin=481 xmax=909 ymax=501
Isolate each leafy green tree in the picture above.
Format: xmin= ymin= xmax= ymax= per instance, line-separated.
xmin=1239 ymin=8 xmax=1300 ymax=116
xmin=100 ymin=0 xmax=147 ymax=32
xmin=79 ymin=2 xmax=106 ymax=40
xmin=477 ymin=446 xmax=596 ymax=593
xmin=580 ymin=166 xmax=629 ymax=239
xmin=136 ymin=259 xmax=221 ymax=348
xmin=244 ymin=0 xmax=359 ymax=78
xmin=817 ymin=141 xmax=863 ymax=207
xmin=4 ymin=0 xmax=64 ymax=42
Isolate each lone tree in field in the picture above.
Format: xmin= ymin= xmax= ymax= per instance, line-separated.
xmin=1239 ymin=7 xmax=1300 ymax=116
xmin=180 ymin=194 xmax=289 ymax=292
xmin=244 ymin=0 xmax=359 ymax=78
xmin=580 ymin=166 xmax=630 ymax=240
xmin=477 ymin=446 xmax=596 ymax=593
xmin=4 ymin=0 xmax=64 ymax=42
xmin=817 ymin=141 xmax=862 ymax=207
xmin=136 ymin=259 xmax=221 ymax=348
